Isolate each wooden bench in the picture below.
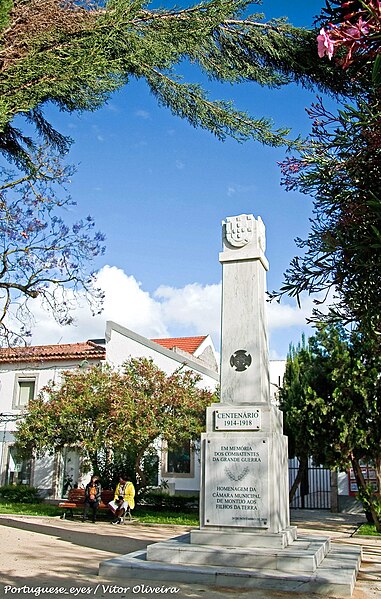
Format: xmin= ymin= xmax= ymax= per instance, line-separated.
xmin=58 ymin=488 xmax=115 ymax=519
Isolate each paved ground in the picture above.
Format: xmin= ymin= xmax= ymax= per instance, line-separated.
xmin=0 ymin=510 xmax=380 ymax=599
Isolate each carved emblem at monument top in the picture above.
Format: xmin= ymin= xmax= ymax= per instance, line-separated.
xmin=225 ymin=214 xmax=254 ymax=247
xmin=225 ymin=214 xmax=266 ymax=252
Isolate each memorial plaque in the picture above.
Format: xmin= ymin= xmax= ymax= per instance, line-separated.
xmin=214 ymin=408 xmax=261 ymax=431
xmin=204 ymin=435 xmax=269 ymax=528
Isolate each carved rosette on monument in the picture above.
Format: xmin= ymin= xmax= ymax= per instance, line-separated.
xmin=193 ymin=213 xmax=292 ymax=545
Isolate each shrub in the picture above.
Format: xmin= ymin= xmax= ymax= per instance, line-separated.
xmin=140 ymin=489 xmax=198 ymax=511
xmin=0 ymin=484 xmax=42 ymax=504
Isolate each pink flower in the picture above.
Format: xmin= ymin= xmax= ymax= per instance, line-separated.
xmin=317 ymin=28 xmax=336 ymax=59
xmin=345 ymin=17 xmax=370 ymax=40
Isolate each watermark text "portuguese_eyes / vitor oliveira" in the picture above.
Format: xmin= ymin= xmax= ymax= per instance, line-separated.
xmin=3 ymin=584 xmax=180 ymax=596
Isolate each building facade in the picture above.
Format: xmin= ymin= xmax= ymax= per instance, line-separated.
xmin=0 ymin=323 xmax=220 ymax=498
xmin=0 ymin=341 xmax=106 ymax=496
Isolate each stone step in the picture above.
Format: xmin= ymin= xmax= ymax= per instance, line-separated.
xmin=99 ymin=541 xmax=362 ymax=597
xmin=316 ymin=545 xmax=362 ymax=574
xmin=190 ymin=525 xmax=297 ymax=549
xmin=146 ymin=534 xmax=331 ymax=573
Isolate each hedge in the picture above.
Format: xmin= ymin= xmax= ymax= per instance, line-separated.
xmin=0 ymin=484 xmax=42 ymax=504
xmin=139 ymin=489 xmax=198 ymax=511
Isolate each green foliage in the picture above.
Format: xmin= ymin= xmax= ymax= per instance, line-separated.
xmin=86 ymin=448 xmax=137 ymax=491
xmin=279 ymin=333 xmax=331 ymax=462
xmin=279 ymin=323 xmax=381 ymax=526
xmin=275 ymin=96 xmax=381 ymax=334
xmin=0 ymin=501 xmax=61 ymax=516
xmin=133 ymin=507 xmax=199 ymax=526
xmin=280 ymin=323 xmax=381 ymax=469
xmin=0 ymin=484 xmax=41 ymax=503
xmin=94 ymin=447 xmax=158 ymax=490
xmin=357 ymin=483 xmax=381 ymax=517
xmin=0 ymin=0 xmax=364 ymax=170
xmin=0 ymin=0 xmax=13 ymax=33
xmin=273 ymin=1 xmax=381 ymax=336
xmin=0 ymin=499 xmax=199 ymax=523
xmin=15 ymin=357 xmax=214 ymax=490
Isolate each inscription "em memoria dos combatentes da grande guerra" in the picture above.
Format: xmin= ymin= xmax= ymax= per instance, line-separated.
xmin=204 ymin=438 xmax=269 ymax=527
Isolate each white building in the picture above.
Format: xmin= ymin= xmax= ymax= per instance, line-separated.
xmin=0 ymin=341 xmax=106 ymax=497
xmin=0 ymin=323 xmax=220 ymax=497
xmin=0 ymin=322 xmax=287 ymax=498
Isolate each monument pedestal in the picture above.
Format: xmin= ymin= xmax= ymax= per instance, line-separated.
xmin=99 ymin=536 xmax=361 ymax=596
xmin=199 ymin=403 xmax=290 ymax=538
xmin=99 ymin=402 xmax=361 ymax=596
xmin=99 ymin=215 xmax=361 ymax=596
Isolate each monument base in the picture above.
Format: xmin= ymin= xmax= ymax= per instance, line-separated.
xmin=99 ymin=531 xmax=362 ymax=597
xmin=190 ymin=525 xmax=297 ymax=548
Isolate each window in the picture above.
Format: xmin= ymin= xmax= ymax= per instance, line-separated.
xmin=5 ymin=446 xmax=32 ymax=486
xmin=13 ymin=376 xmax=37 ymax=409
xmin=162 ymin=440 xmax=194 ymax=477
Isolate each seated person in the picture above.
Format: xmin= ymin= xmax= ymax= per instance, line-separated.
xmin=82 ymin=474 xmax=102 ymax=523
xmin=109 ymin=475 xmax=135 ymax=524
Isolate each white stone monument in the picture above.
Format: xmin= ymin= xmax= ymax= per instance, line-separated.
xmin=99 ymin=214 xmax=362 ymax=597
xmin=192 ymin=213 xmax=291 ymax=546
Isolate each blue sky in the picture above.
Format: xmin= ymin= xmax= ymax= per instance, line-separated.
xmin=27 ymin=0 xmax=332 ymax=358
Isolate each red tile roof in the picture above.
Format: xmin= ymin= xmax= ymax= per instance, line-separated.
xmin=0 ymin=341 xmax=106 ymax=364
xmin=151 ymin=336 xmax=207 ymax=355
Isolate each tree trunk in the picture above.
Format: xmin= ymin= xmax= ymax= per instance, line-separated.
xmin=289 ymin=455 xmax=308 ymax=503
xmin=375 ymin=454 xmax=381 ymax=499
xmin=135 ymin=449 xmax=148 ymax=493
xmin=351 ymin=455 xmax=381 ymax=532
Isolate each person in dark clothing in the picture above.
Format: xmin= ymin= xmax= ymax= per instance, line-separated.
xmin=82 ymin=475 xmax=102 ymax=523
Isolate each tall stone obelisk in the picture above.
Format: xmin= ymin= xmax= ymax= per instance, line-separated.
xmin=192 ymin=213 xmax=291 ymax=546
xmin=220 ymin=214 xmax=269 ymax=405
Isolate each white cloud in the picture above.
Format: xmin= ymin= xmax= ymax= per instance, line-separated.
xmin=135 ymin=110 xmax=150 ymax=119
xmin=155 ymin=282 xmax=221 ymax=338
xmin=266 ymin=296 xmax=316 ymax=331
xmin=29 ymin=266 xmax=169 ymax=345
xmin=105 ymin=103 xmax=119 ymax=113
xmin=265 ymin=292 xmax=335 ymax=358
xmin=27 ymin=266 xmax=325 ymax=356
xmin=227 ymin=183 xmax=257 ymax=197
xmin=91 ymin=125 xmax=105 ymax=142
xmin=28 ymin=270 xmax=221 ymax=346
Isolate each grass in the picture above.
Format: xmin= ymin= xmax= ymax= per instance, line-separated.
xmin=0 ymin=501 xmax=200 ymax=526
xmin=356 ymin=522 xmax=381 ymax=536
xmin=134 ymin=507 xmax=199 ymax=526
xmin=0 ymin=501 xmax=62 ymax=517
xmin=4 ymin=502 xmax=381 ymax=532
